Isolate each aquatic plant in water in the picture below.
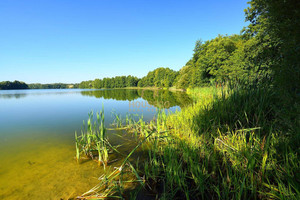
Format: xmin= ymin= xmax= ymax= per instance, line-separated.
xmin=75 ymin=106 xmax=111 ymax=167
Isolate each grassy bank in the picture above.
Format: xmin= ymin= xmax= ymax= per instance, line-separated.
xmin=146 ymin=86 xmax=299 ymax=199
xmin=76 ymin=85 xmax=299 ymax=199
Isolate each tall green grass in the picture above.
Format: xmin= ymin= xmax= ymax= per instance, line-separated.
xmin=139 ymin=86 xmax=298 ymax=199
xmin=75 ymin=107 xmax=112 ymax=167
xmin=76 ymin=85 xmax=299 ymax=199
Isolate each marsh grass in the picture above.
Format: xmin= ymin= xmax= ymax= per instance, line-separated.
xmin=136 ymin=86 xmax=299 ymax=199
xmin=76 ymin=85 xmax=299 ymax=199
xmin=75 ymin=107 xmax=113 ymax=167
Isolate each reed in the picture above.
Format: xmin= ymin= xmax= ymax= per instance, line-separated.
xmin=74 ymin=106 xmax=112 ymax=167
xmin=75 ymin=131 xmax=80 ymax=161
xmin=77 ymin=131 xmax=160 ymax=199
xmin=112 ymin=111 xmax=123 ymax=128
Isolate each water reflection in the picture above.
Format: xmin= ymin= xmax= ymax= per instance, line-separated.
xmin=0 ymin=89 xmax=192 ymax=109
xmin=0 ymin=93 xmax=27 ymax=99
xmin=81 ymin=89 xmax=140 ymax=101
xmin=138 ymin=89 xmax=192 ymax=108
xmin=0 ymin=89 xmax=83 ymax=99
xmin=81 ymin=89 xmax=192 ymax=108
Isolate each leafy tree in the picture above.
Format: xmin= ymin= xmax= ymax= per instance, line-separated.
xmin=92 ymin=79 xmax=101 ymax=89
xmin=176 ymin=35 xmax=251 ymax=88
xmin=79 ymin=80 xmax=93 ymax=88
xmin=138 ymin=67 xmax=178 ymax=88
xmin=244 ymin=0 xmax=300 ymax=95
xmin=126 ymin=75 xmax=139 ymax=87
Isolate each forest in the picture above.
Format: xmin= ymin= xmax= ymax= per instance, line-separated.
xmin=0 ymin=80 xmax=29 ymax=90
xmin=0 ymin=81 xmax=79 ymax=90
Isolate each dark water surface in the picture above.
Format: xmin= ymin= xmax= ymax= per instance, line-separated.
xmin=0 ymin=89 xmax=191 ymax=199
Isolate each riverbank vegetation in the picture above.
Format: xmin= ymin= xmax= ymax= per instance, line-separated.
xmin=77 ymin=85 xmax=299 ymax=199
xmin=75 ymin=108 xmax=115 ymax=168
xmin=75 ymin=0 xmax=299 ymax=199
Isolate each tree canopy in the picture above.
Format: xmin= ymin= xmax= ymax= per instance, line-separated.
xmin=138 ymin=67 xmax=178 ymax=88
xmin=175 ymin=35 xmax=259 ymax=88
xmin=79 ymin=75 xmax=139 ymax=89
xmin=244 ymin=0 xmax=300 ymax=95
xmin=0 ymin=81 xmax=29 ymax=90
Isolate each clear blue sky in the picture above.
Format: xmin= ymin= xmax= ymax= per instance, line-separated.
xmin=0 ymin=0 xmax=249 ymax=84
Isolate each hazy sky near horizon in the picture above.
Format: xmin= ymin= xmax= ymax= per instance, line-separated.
xmin=0 ymin=0 xmax=249 ymax=84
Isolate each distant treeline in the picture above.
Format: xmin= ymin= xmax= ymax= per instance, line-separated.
xmin=0 ymin=81 xmax=29 ymax=90
xmin=78 ymin=68 xmax=179 ymax=89
xmin=28 ymin=83 xmax=79 ymax=89
xmin=79 ymin=75 xmax=139 ymax=89
xmin=0 ymin=81 xmax=78 ymax=90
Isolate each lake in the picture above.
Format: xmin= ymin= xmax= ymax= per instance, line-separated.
xmin=0 ymin=89 xmax=192 ymax=199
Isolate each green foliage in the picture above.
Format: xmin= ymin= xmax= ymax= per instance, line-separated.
xmin=175 ymin=0 xmax=300 ymax=91
xmin=73 ymin=0 xmax=300 ymax=198
xmin=78 ymin=85 xmax=299 ymax=199
xmin=194 ymin=86 xmax=279 ymax=135
xmin=28 ymin=83 xmax=77 ymax=89
xmin=138 ymin=86 xmax=299 ymax=199
xmin=0 ymin=81 xmax=77 ymax=90
xmin=79 ymin=75 xmax=139 ymax=89
xmin=78 ymin=80 xmax=93 ymax=89
xmin=75 ymin=108 xmax=114 ymax=167
xmin=175 ymin=34 xmax=272 ymax=89
xmin=0 ymin=80 xmax=28 ymax=90
xmin=137 ymin=67 xmax=178 ymax=88
xmin=244 ymin=0 xmax=300 ymax=96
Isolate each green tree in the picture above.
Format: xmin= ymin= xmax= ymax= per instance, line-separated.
xmin=138 ymin=67 xmax=178 ymax=88
xmin=244 ymin=0 xmax=300 ymax=95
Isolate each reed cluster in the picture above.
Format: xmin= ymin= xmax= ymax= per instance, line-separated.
xmin=75 ymin=107 xmax=113 ymax=167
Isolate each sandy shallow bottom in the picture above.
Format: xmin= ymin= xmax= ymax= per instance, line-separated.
xmin=0 ymin=132 xmax=128 ymax=200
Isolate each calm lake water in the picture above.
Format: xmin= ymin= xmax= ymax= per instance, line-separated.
xmin=0 ymin=89 xmax=192 ymax=199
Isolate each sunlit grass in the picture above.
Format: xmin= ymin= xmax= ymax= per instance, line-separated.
xmin=76 ymin=85 xmax=299 ymax=199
